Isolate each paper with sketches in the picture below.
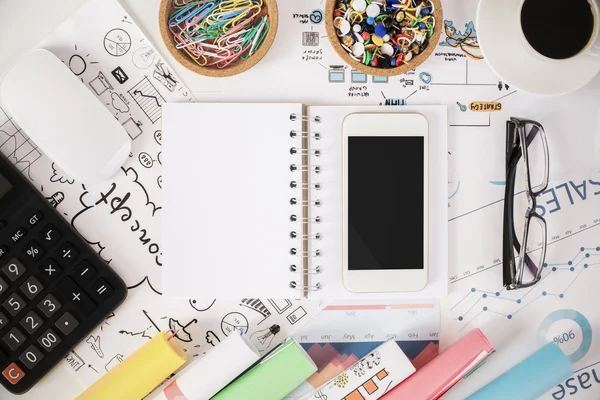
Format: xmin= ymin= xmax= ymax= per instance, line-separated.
xmin=3 ymin=0 xmax=600 ymax=397
xmin=440 ymin=179 xmax=600 ymax=400
xmin=0 ymin=0 xmax=323 ymax=389
xmin=173 ymin=1 xmax=600 ymax=398
xmin=188 ymin=1 xmax=600 ymax=181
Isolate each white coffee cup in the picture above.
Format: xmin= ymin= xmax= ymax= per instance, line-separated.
xmin=477 ymin=0 xmax=600 ymax=95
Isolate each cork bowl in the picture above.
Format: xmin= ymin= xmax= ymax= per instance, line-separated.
xmin=325 ymin=0 xmax=443 ymax=77
xmin=159 ymin=0 xmax=278 ymax=78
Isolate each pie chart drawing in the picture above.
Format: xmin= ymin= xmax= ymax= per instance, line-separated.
xmin=104 ymin=29 xmax=132 ymax=57
xmin=221 ymin=312 xmax=249 ymax=336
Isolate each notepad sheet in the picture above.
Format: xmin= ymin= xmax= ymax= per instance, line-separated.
xmin=162 ymin=103 xmax=304 ymax=299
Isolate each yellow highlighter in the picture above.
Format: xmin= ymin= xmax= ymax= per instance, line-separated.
xmin=77 ymin=332 xmax=187 ymax=400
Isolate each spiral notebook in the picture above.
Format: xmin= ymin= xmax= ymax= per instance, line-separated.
xmin=162 ymin=103 xmax=447 ymax=299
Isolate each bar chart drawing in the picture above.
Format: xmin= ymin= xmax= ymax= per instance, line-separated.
xmin=0 ymin=107 xmax=42 ymax=178
xmin=128 ymin=77 xmax=165 ymax=123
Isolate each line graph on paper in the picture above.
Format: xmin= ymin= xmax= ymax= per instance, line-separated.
xmin=442 ymin=179 xmax=600 ymax=342
xmin=447 ymin=180 xmax=600 ymax=285
xmin=449 ymin=244 xmax=600 ymax=331
xmin=128 ymin=77 xmax=165 ymax=123
xmin=0 ymin=107 xmax=42 ymax=178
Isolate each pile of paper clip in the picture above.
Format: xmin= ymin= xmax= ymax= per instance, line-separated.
xmin=168 ymin=0 xmax=270 ymax=68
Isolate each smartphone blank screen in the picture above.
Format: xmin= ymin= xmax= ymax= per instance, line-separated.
xmin=348 ymin=136 xmax=424 ymax=270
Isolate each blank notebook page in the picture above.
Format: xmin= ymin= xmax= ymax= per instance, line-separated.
xmin=162 ymin=103 xmax=303 ymax=298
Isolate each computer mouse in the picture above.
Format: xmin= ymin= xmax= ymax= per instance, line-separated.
xmin=0 ymin=49 xmax=131 ymax=183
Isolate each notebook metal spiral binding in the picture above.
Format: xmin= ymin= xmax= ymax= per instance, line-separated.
xmin=289 ymin=113 xmax=322 ymax=292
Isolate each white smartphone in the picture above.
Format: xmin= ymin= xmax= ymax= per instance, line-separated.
xmin=342 ymin=113 xmax=429 ymax=293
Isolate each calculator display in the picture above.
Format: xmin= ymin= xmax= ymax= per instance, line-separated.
xmin=0 ymin=172 xmax=12 ymax=200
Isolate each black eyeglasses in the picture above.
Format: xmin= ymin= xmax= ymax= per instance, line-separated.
xmin=503 ymin=117 xmax=550 ymax=290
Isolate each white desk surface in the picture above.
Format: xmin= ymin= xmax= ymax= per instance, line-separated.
xmin=2 ymin=0 xmax=600 ymax=399
xmin=0 ymin=0 xmax=176 ymax=398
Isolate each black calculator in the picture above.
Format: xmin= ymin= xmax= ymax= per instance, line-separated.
xmin=0 ymin=153 xmax=127 ymax=394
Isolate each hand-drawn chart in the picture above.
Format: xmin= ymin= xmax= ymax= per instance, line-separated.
xmin=128 ymin=77 xmax=165 ymax=123
xmin=221 ymin=312 xmax=249 ymax=336
xmin=0 ymin=107 xmax=43 ymax=178
xmin=240 ymin=298 xmax=272 ymax=325
xmin=103 ymin=28 xmax=131 ymax=57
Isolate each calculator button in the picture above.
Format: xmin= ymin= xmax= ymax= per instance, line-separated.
xmin=92 ymin=279 xmax=113 ymax=302
xmin=39 ymin=258 xmax=63 ymax=281
xmin=28 ymin=211 xmax=44 ymax=227
xmin=2 ymin=362 xmax=25 ymax=385
xmin=58 ymin=277 xmax=97 ymax=314
xmin=0 ymin=311 xmax=9 ymax=329
xmin=20 ymin=310 xmax=43 ymax=334
xmin=74 ymin=261 xmax=96 ymax=284
xmin=22 ymin=240 xmax=44 ymax=261
xmin=57 ymin=242 xmax=79 ymax=264
xmin=0 ymin=276 xmax=8 ymax=296
xmin=19 ymin=345 xmax=44 ymax=369
xmin=37 ymin=329 xmax=61 ymax=353
xmin=10 ymin=228 xmax=27 ymax=244
xmin=55 ymin=312 xmax=79 ymax=336
xmin=0 ymin=244 xmax=8 ymax=260
xmin=20 ymin=276 xmax=44 ymax=300
xmin=3 ymin=327 xmax=26 ymax=351
xmin=2 ymin=258 xmax=26 ymax=282
xmin=38 ymin=294 xmax=61 ymax=318
xmin=3 ymin=293 xmax=26 ymax=317
xmin=39 ymin=224 xmax=61 ymax=246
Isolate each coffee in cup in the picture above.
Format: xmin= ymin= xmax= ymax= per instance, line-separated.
xmin=521 ymin=0 xmax=597 ymax=60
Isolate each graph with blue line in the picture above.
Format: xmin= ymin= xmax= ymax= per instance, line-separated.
xmin=450 ymin=245 xmax=600 ymax=331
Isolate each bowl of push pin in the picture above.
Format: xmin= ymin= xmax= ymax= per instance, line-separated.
xmin=325 ymin=0 xmax=442 ymax=76
xmin=159 ymin=0 xmax=279 ymax=78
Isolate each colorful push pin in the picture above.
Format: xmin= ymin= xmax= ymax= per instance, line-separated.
xmin=353 ymin=24 xmax=362 ymax=33
xmin=366 ymin=17 xmax=375 ymax=25
xmin=343 ymin=35 xmax=355 ymax=47
xmin=333 ymin=17 xmax=344 ymax=29
xmin=352 ymin=42 xmax=365 ymax=57
xmin=361 ymin=31 xmax=370 ymax=41
xmin=418 ymin=22 xmax=426 ymax=29
xmin=366 ymin=3 xmax=381 ymax=18
xmin=374 ymin=23 xmax=387 ymax=38
xmin=352 ymin=0 xmax=367 ymax=13
xmin=395 ymin=10 xmax=406 ymax=23
xmin=381 ymin=43 xmax=394 ymax=56
xmin=372 ymin=34 xmax=384 ymax=46
xmin=339 ymin=19 xmax=351 ymax=35
xmin=383 ymin=34 xmax=390 ymax=42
